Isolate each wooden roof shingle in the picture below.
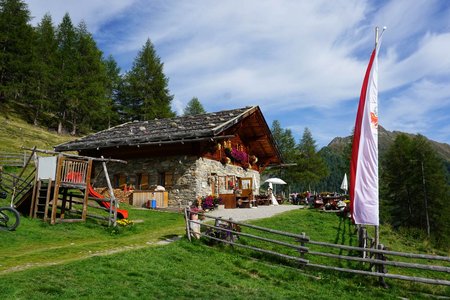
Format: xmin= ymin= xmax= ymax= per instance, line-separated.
xmin=55 ymin=106 xmax=258 ymax=151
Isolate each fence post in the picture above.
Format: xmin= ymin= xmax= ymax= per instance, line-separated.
xmin=184 ymin=207 xmax=191 ymax=242
xmin=377 ymin=244 xmax=388 ymax=288
xmin=228 ymin=218 xmax=235 ymax=243
xmin=300 ymin=232 xmax=306 ymax=260
xmin=358 ymin=226 xmax=367 ymax=258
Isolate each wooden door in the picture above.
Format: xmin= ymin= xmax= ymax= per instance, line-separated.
xmin=238 ymin=177 xmax=253 ymax=198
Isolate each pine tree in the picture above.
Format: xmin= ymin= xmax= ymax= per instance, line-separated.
xmin=293 ymin=128 xmax=329 ymax=192
xmin=103 ymin=55 xmax=121 ymax=128
xmin=183 ymin=97 xmax=206 ymax=116
xmin=317 ymin=147 xmax=347 ymax=192
xmin=55 ymin=13 xmax=77 ymax=134
xmin=119 ymin=39 xmax=175 ymax=121
xmin=382 ymin=134 xmax=450 ymax=248
xmin=0 ymin=0 xmax=33 ymax=112
xmin=27 ymin=13 xmax=58 ymax=126
xmin=266 ymin=120 xmax=297 ymax=191
xmin=70 ymin=21 xmax=109 ymax=134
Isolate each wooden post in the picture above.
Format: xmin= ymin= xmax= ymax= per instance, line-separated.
xmin=377 ymin=243 xmax=388 ymax=288
xmin=300 ymin=232 xmax=306 ymax=260
xmin=29 ymin=156 xmax=40 ymax=217
xmin=375 ymin=225 xmax=380 ymax=254
xmin=60 ymin=187 xmax=68 ymax=220
xmin=32 ymin=180 xmax=42 ymax=218
xmin=228 ymin=218 xmax=234 ymax=243
xmin=82 ymin=159 xmax=93 ymax=221
xmin=184 ymin=207 xmax=191 ymax=242
xmin=50 ymin=155 xmax=64 ymax=224
xmin=101 ymin=158 xmax=117 ymax=227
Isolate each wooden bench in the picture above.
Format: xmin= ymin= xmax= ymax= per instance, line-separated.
xmin=256 ymin=198 xmax=271 ymax=206
xmin=276 ymin=196 xmax=284 ymax=205
xmin=237 ymin=199 xmax=251 ymax=208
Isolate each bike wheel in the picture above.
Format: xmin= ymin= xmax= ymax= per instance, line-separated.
xmin=0 ymin=207 xmax=20 ymax=231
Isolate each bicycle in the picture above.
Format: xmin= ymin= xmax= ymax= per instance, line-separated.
xmin=0 ymin=190 xmax=20 ymax=231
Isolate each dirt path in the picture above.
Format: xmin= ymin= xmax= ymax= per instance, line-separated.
xmin=206 ymin=205 xmax=305 ymax=221
xmin=0 ymin=235 xmax=181 ymax=275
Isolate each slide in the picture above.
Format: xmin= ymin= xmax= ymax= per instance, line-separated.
xmin=88 ymin=184 xmax=128 ymax=219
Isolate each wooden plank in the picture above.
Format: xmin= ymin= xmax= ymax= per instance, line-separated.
xmin=184 ymin=208 xmax=191 ymax=242
xmin=82 ymin=159 xmax=93 ymax=221
xmin=51 ymin=155 xmax=64 ymax=224
xmin=307 ymin=263 xmax=450 ymax=286
xmin=32 ymin=180 xmax=42 ymax=219
xmin=198 ymin=221 xmax=308 ymax=253
xmin=101 ymin=158 xmax=117 ymax=227
xmin=308 ymin=240 xmax=450 ymax=261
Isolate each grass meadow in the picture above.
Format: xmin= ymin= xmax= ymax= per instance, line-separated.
xmin=0 ymin=206 xmax=449 ymax=299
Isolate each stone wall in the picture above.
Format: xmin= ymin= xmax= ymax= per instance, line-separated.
xmin=94 ymin=156 xmax=260 ymax=207
xmin=194 ymin=157 xmax=260 ymax=197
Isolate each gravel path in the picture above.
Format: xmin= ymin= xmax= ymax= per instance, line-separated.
xmin=205 ymin=205 xmax=305 ymax=222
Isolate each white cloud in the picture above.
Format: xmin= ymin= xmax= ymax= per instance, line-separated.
xmin=381 ymin=32 xmax=450 ymax=91
xmin=22 ymin=0 xmax=450 ymax=146
xmin=382 ymin=80 xmax=450 ymax=137
xmin=25 ymin=0 xmax=136 ymax=31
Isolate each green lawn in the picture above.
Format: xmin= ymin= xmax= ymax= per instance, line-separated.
xmin=0 ymin=208 xmax=449 ymax=299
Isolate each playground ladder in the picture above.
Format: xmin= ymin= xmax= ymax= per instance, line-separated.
xmin=32 ymin=180 xmax=53 ymax=221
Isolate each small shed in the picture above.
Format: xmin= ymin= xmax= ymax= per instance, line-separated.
xmin=55 ymin=106 xmax=282 ymax=208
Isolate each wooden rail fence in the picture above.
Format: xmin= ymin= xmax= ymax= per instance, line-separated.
xmin=0 ymin=151 xmax=27 ymax=167
xmin=184 ymin=208 xmax=450 ymax=287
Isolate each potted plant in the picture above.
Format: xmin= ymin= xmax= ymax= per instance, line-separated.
xmin=214 ymin=196 xmax=224 ymax=209
xmin=201 ymin=195 xmax=215 ymax=211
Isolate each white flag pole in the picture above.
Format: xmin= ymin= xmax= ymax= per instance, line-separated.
xmin=374 ymin=26 xmax=380 ymax=251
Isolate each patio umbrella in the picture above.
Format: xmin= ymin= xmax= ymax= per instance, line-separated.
xmin=265 ymin=178 xmax=287 ymax=185
xmin=340 ymin=173 xmax=348 ymax=194
xmin=264 ymin=178 xmax=286 ymax=195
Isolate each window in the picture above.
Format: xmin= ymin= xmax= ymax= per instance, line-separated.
xmin=157 ymin=172 xmax=174 ymax=188
xmin=136 ymin=173 xmax=149 ymax=190
xmin=113 ymin=174 xmax=127 ymax=189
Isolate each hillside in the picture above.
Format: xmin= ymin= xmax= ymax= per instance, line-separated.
xmin=327 ymin=125 xmax=450 ymax=162
xmin=0 ymin=115 xmax=75 ymax=153
xmin=317 ymin=125 xmax=450 ymax=191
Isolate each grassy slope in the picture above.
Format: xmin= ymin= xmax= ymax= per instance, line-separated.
xmin=0 ymin=208 xmax=448 ymax=299
xmin=0 ymin=114 xmax=75 ymax=153
xmin=0 ymin=117 xmax=448 ymax=298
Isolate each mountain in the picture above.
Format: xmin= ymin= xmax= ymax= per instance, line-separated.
xmin=326 ymin=125 xmax=450 ymax=162
xmin=317 ymin=126 xmax=450 ymax=192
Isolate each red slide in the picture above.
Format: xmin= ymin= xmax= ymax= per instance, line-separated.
xmin=88 ymin=184 xmax=128 ymax=219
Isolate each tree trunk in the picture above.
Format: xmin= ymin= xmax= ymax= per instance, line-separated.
xmin=71 ymin=118 xmax=77 ymax=136
xmin=58 ymin=121 xmax=63 ymax=134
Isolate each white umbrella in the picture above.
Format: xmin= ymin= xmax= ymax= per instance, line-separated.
xmin=265 ymin=178 xmax=286 ymax=195
xmin=340 ymin=173 xmax=348 ymax=194
xmin=265 ymin=178 xmax=287 ymax=185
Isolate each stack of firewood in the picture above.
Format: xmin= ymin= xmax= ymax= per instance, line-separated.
xmin=94 ymin=187 xmax=133 ymax=204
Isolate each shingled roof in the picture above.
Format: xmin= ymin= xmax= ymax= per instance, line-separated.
xmin=55 ymin=106 xmax=261 ymax=152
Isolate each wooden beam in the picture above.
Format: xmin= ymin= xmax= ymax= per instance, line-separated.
xmin=50 ymin=155 xmax=64 ymax=225
xmin=22 ymin=147 xmax=127 ymax=164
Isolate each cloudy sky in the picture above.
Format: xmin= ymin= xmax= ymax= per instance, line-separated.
xmin=25 ymin=0 xmax=450 ymax=147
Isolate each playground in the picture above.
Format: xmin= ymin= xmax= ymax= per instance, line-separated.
xmin=0 ymin=148 xmax=128 ymax=227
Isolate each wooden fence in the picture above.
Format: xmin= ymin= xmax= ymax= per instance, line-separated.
xmin=184 ymin=208 xmax=450 ymax=287
xmin=0 ymin=151 xmax=27 ymax=167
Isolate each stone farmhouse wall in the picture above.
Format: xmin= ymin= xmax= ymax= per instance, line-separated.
xmin=95 ymin=156 xmax=260 ymax=207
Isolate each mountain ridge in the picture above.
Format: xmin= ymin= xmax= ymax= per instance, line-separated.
xmin=326 ymin=125 xmax=450 ymax=162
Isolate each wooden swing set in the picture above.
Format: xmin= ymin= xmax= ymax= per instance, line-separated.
xmin=13 ymin=147 xmax=127 ymax=226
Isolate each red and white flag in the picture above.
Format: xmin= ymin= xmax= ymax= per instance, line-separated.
xmin=350 ymin=37 xmax=382 ymax=226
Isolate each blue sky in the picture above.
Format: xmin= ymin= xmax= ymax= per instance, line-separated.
xmin=25 ymin=0 xmax=450 ymax=147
